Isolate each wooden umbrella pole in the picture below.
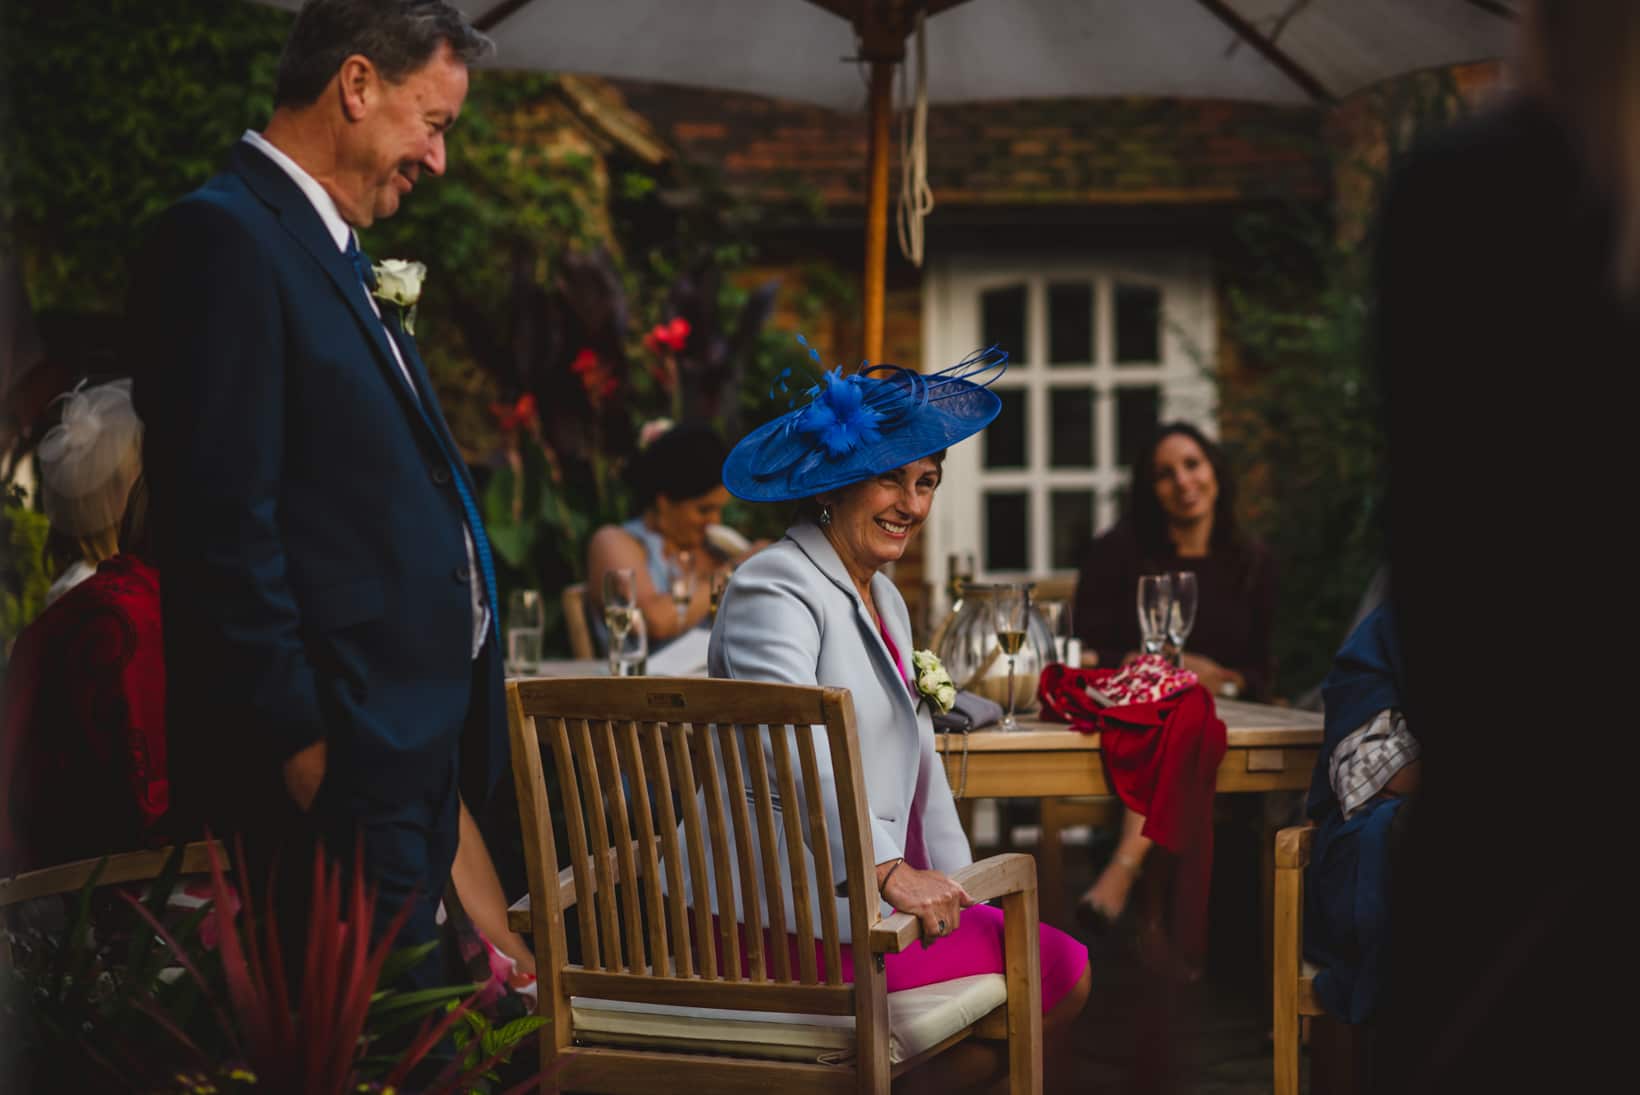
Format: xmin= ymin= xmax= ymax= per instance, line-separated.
xmin=863 ymin=57 xmax=895 ymax=368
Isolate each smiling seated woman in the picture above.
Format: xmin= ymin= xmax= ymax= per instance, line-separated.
xmin=707 ymin=344 xmax=1091 ymax=1090
xmin=585 ymin=421 xmax=763 ymax=655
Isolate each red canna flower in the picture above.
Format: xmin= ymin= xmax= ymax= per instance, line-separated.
xmin=644 ymin=316 xmax=691 ymax=354
xmin=489 ymin=392 xmax=538 ymax=433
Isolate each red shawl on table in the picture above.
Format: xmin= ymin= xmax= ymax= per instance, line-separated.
xmin=1037 ymin=663 xmax=1226 ymax=957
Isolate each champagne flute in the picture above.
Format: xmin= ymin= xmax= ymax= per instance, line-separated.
xmin=612 ymin=608 xmax=648 ymax=676
xmin=1167 ymin=570 xmax=1198 ymax=667
xmin=1136 ymin=573 xmax=1173 ymax=657
xmin=505 ymin=588 xmax=544 ymax=676
xmin=992 ymin=583 xmax=1029 ymax=731
xmin=602 ymin=568 xmax=638 ymax=676
xmin=670 ymin=550 xmax=695 ymax=625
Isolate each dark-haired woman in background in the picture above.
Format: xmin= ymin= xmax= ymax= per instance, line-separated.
xmin=1068 ymin=422 xmax=1277 ymax=947
xmin=586 ymin=421 xmax=761 ymax=653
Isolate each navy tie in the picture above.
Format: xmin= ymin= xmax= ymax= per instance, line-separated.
xmin=347 ymin=235 xmax=499 ymax=645
xmin=346 ymin=234 xmax=378 ymax=293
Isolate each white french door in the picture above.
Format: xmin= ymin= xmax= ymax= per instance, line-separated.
xmin=923 ymin=251 xmax=1217 ymax=615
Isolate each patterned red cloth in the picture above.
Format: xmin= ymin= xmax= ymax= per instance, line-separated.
xmin=0 ymin=554 xmax=169 ymax=874
xmin=1037 ymin=662 xmax=1227 ymax=957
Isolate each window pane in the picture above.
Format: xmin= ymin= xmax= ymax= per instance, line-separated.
xmin=1049 ymin=387 xmax=1094 ymax=468
xmin=1050 ymin=490 xmax=1094 ymax=571
xmin=981 ymin=285 xmax=1027 ymax=362
xmin=1115 ymin=282 xmax=1161 ymax=364
xmin=984 ymin=388 xmax=1027 ymax=468
xmin=1048 ymin=282 xmax=1093 ymax=365
xmin=1116 ymin=386 xmax=1160 ymax=468
xmin=985 ymin=492 xmax=1029 ymax=572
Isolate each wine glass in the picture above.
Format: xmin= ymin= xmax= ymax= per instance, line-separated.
xmin=611 ymin=608 xmax=648 ymax=676
xmin=669 ymin=551 xmax=695 ymax=626
xmin=602 ymin=568 xmax=639 ymax=677
xmin=1167 ymin=570 xmax=1198 ymax=666
xmin=505 ymin=589 xmax=544 ymax=676
xmin=1136 ymin=574 xmax=1174 ymax=657
xmin=946 ymin=552 xmax=975 ymax=613
xmin=992 ymin=583 xmax=1029 ymax=731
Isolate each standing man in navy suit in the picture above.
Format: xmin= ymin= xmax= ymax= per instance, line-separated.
xmin=131 ymin=0 xmax=505 ymax=979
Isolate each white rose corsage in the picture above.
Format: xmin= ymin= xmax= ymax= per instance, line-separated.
xmin=912 ymin=649 xmax=957 ymax=715
xmin=372 ymin=258 xmax=426 ymax=335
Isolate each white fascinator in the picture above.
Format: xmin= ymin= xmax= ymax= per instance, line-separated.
xmin=37 ymin=379 xmax=144 ymax=537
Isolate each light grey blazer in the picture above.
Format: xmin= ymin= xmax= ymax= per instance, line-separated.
xmin=690 ymin=521 xmax=972 ymax=943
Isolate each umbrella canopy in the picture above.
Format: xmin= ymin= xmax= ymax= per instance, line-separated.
xmin=453 ymin=0 xmax=1514 ymax=110
xmin=259 ymin=0 xmax=1517 ymax=360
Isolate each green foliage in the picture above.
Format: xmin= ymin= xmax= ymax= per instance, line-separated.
xmin=449 ymin=1005 xmax=548 ymax=1091
xmin=1 ymin=485 xmax=52 ymax=657
xmin=1224 ymin=71 xmax=1470 ymax=695
xmin=0 ymin=0 xmax=292 ymax=313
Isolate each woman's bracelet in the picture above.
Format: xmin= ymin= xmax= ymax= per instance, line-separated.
xmin=879 ymin=857 xmax=906 ymax=893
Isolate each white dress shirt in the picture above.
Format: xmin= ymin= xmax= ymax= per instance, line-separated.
xmin=241 ymin=131 xmax=490 ymax=657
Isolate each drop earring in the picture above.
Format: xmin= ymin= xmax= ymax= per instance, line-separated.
xmin=818 ymin=504 xmax=833 ymax=528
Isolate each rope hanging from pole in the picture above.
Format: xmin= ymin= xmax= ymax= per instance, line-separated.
xmin=896 ymin=10 xmax=934 ymax=268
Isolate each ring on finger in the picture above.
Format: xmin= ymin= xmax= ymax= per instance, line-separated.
xmin=937 ymin=919 xmax=948 ymax=935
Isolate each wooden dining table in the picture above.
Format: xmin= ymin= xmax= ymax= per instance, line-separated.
xmin=526 ymin=661 xmax=1324 ymax=800
xmin=936 ymin=698 xmax=1323 ymax=800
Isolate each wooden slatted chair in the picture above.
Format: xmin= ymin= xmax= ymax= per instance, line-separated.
xmin=563 ymin=582 xmax=596 ymax=659
xmin=505 ymin=676 xmax=1043 ymax=1094
xmin=1273 ymin=825 xmax=1324 ymax=1095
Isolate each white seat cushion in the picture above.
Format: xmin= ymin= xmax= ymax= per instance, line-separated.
xmin=570 ymin=973 xmax=1007 ymax=1064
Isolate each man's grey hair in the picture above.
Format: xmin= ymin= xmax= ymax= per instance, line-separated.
xmin=274 ymin=0 xmax=493 ymax=108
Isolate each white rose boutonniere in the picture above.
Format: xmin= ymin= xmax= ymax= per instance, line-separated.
xmin=912 ymin=649 xmax=957 ymax=715
xmin=372 ymin=259 xmax=426 ymax=335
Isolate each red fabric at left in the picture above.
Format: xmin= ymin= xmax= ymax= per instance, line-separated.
xmin=0 ymin=555 xmax=168 ymax=875
xmin=1037 ymin=663 xmax=1226 ymax=957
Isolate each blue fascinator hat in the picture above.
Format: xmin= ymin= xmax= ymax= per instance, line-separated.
xmin=722 ymin=338 xmax=1007 ymax=503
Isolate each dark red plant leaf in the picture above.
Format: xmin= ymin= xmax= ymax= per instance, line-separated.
xmin=115 ymin=889 xmax=241 ymax=1059
xmin=204 ymin=835 xmax=275 ymax=1065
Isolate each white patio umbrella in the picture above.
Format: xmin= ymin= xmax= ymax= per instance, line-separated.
xmin=261 ymin=0 xmax=1518 ymax=363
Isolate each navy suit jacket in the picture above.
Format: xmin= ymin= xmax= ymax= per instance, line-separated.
xmin=131 ymin=141 xmax=505 ymax=832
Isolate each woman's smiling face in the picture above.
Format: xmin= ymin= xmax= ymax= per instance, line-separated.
xmin=821 ymin=456 xmax=944 ymax=577
xmin=1151 ymin=432 xmax=1218 ymax=527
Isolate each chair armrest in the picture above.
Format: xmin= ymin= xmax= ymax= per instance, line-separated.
xmin=869 ymin=853 xmax=1037 ymax=954
xmin=1275 ymin=825 xmax=1314 ymax=870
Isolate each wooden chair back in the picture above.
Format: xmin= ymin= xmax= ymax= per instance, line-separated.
xmin=1273 ymin=825 xmax=1325 ymax=1095
xmin=562 ymin=582 xmax=595 ymax=659
xmin=508 ymin=676 xmax=893 ymax=1090
xmin=0 ymin=841 xmax=225 ymax=910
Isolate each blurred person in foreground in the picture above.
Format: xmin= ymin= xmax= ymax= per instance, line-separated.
xmin=0 ymin=381 xmax=166 ymax=874
xmin=1375 ymin=1 xmax=1630 ymax=1087
xmin=1070 ymin=422 xmax=1276 ymax=937
xmin=711 ymin=346 xmax=1090 ymax=1089
xmin=129 ymin=0 xmax=512 ymax=990
xmin=1302 ymin=602 xmax=1418 ymax=1025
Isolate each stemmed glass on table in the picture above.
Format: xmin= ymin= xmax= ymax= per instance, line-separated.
xmin=992 ymin=583 xmax=1030 ymax=731
xmin=669 ymin=551 xmax=696 ymax=626
xmin=505 ymin=589 xmax=544 ymax=676
xmin=1166 ymin=571 xmax=1198 ymax=667
xmin=1136 ymin=574 xmax=1174 ymax=657
xmin=603 ymin=568 xmax=645 ymax=676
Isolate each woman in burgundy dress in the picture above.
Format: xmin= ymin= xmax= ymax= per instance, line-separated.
xmin=1068 ymin=422 xmax=1277 ymax=973
xmin=1 ymin=380 xmax=168 ymax=875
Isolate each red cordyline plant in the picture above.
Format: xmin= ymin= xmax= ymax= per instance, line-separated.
xmin=119 ymin=837 xmax=549 ymax=1094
